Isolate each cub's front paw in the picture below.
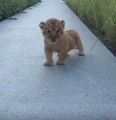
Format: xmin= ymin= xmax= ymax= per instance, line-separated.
xmin=44 ymin=61 xmax=53 ymax=66
xmin=56 ymin=61 xmax=65 ymax=65
xmin=78 ymin=52 xmax=84 ymax=56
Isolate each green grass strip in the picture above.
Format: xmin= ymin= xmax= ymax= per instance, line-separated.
xmin=0 ymin=0 xmax=41 ymax=21
xmin=66 ymin=0 xmax=116 ymax=53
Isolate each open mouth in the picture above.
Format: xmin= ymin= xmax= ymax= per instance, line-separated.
xmin=51 ymin=39 xmax=56 ymax=42
xmin=50 ymin=38 xmax=56 ymax=43
xmin=48 ymin=38 xmax=57 ymax=44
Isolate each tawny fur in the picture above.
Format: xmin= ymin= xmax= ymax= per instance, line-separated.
xmin=39 ymin=18 xmax=84 ymax=66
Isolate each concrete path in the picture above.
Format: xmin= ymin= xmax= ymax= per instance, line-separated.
xmin=0 ymin=0 xmax=116 ymax=120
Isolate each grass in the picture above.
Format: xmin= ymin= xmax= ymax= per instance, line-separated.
xmin=66 ymin=0 xmax=116 ymax=55
xmin=0 ymin=0 xmax=41 ymax=21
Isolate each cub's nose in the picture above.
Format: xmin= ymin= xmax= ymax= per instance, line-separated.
xmin=51 ymin=36 xmax=56 ymax=42
xmin=51 ymin=36 xmax=56 ymax=40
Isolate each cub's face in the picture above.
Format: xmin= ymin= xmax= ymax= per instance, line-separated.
xmin=39 ymin=18 xmax=65 ymax=44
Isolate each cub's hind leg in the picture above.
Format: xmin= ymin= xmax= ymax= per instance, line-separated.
xmin=76 ymin=36 xmax=84 ymax=56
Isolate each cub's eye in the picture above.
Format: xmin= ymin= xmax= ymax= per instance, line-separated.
xmin=48 ymin=30 xmax=50 ymax=33
xmin=57 ymin=30 xmax=59 ymax=33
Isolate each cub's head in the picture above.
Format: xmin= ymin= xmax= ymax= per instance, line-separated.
xmin=39 ymin=18 xmax=65 ymax=43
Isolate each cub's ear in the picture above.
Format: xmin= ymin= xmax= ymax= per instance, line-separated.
xmin=61 ymin=20 xmax=65 ymax=28
xmin=39 ymin=22 xmax=45 ymax=30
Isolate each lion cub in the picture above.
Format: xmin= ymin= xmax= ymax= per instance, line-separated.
xmin=39 ymin=18 xmax=84 ymax=66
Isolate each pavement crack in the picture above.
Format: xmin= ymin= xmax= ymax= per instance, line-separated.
xmin=89 ymin=38 xmax=99 ymax=52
